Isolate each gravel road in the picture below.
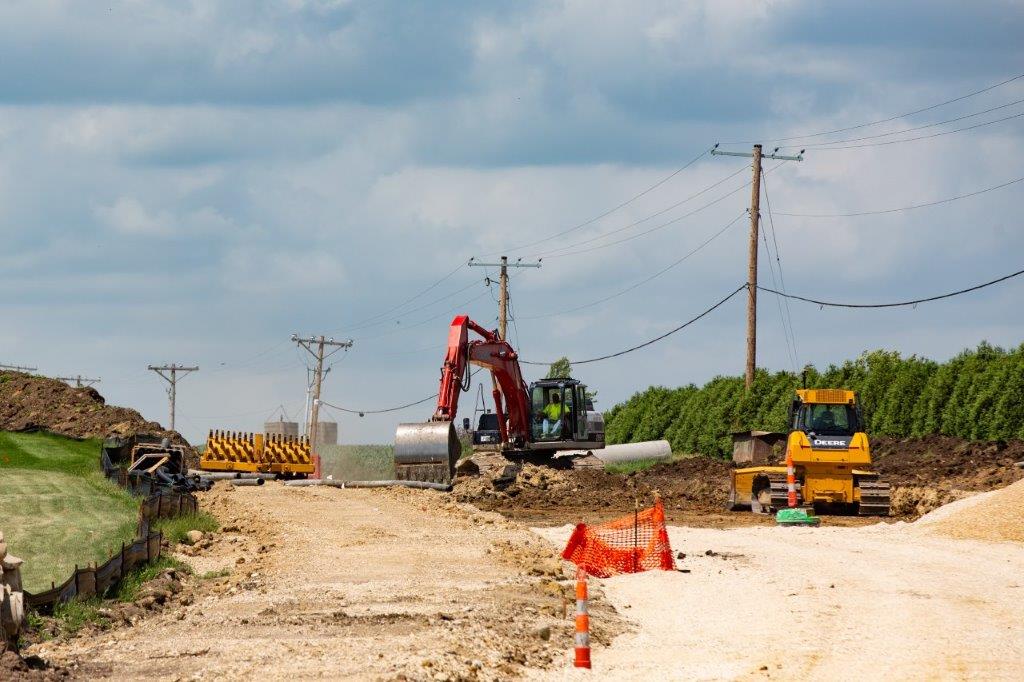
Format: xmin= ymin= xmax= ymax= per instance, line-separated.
xmin=532 ymin=521 xmax=1024 ymax=680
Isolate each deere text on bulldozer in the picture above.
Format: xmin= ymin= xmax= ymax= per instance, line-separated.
xmin=393 ymin=315 xmax=604 ymax=483
xmin=729 ymin=389 xmax=891 ymax=516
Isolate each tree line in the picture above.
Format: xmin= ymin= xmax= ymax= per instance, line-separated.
xmin=603 ymin=341 xmax=1024 ymax=458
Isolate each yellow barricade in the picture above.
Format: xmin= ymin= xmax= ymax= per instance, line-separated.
xmin=262 ymin=434 xmax=314 ymax=475
xmin=200 ymin=430 xmax=313 ymax=476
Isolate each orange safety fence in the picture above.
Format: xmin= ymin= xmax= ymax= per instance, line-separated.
xmin=561 ymin=498 xmax=674 ymax=578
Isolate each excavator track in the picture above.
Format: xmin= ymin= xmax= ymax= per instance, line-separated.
xmin=857 ymin=479 xmax=892 ymax=516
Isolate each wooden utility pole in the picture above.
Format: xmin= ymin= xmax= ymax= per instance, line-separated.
xmin=292 ymin=335 xmax=352 ymax=456
xmin=55 ymin=375 xmax=101 ymax=388
xmin=746 ymin=144 xmax=763 ymax=391
xmin=147 ymin=364 xmax=199 ymax=432
xmin=711 ymin=143 xmax=803 ymax=390
xmin=467 ymin=256 xmax=541 ymax=341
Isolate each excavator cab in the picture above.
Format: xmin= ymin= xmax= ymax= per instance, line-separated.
xmin=527 ymin=379 xmax=601 ymax=449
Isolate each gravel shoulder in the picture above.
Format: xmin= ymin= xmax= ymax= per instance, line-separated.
xmin=532 ymin=520 xmax=1024 ymax=681
xmin=30 ymin=481 xmax=622 ymax=681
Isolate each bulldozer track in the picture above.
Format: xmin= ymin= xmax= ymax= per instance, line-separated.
xmin=768 ymin=476 xmax=802 ymax=511
xmin=857 ymin=480 xmax=892 ymax=516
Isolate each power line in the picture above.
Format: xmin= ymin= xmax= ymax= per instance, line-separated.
xmin=536 ymin=161 xmax=790 ymax=260
xmin=516 ymin=161 xmax=749 ymax=259
xmin=320 ymin=368 xmax=483 ymax=416
xmin=758 ymin=267 xmax=1024 ymax=309
xmin=339 ymin=277 xmax=483 ymax=334
xmin=482 ymin=149 xmax=710 ymax=256
xmin=788 ymin=97 xmax=1024 ymax=149
xmin=331 ymin=262 xmax=467 ymax=333
xmin=805 ymin=110 xmax=1024 ymax=151
xmin=521 ymin=284 xmax=747 ymax=366
xmin=761 ymin=172 xmax=799 ymax=369
xmin=520 ymin=211 xmax=746 ymax=320
xmin=720 ymin=71 xmax=1024 ymax=145
xmin=761 ymin=191 xmax=798 ymax=372
xmin=775 ymin=176 xmax=1024 ymax=218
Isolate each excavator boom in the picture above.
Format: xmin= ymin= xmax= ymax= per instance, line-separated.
xmin=394 ymin=315 xmax=531 ymax=483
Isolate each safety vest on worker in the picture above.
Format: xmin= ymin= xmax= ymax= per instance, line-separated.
xmin=544 ymin=401 xmax=564 ymax=421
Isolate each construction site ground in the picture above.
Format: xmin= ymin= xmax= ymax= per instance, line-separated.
xmin=26 ymin=469 xmax=1024 ymax=681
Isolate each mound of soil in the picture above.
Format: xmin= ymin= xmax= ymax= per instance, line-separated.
xmin=455 ymin=435 xmax=1024 ymax=525
xmin=455 ymin=457 xmax=736 ymax=525
xmin=873 ymin=435 xmax=1024 ymax=516
xmin=0 ymin=371 xmax=193 ymax=457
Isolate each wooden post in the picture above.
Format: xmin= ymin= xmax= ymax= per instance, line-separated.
xmin=498 ymin=256 xmax=509 ymax=341
xmin=746 ymin=144 xmax=762 ymax=391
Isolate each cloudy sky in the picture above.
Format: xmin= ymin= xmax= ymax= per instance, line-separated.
xmin=2 ymin=0 xmax=1022 ymax=444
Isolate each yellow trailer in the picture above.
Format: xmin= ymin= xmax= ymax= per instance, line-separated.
xmin=729 ymin=389 xmax=890 ymax=516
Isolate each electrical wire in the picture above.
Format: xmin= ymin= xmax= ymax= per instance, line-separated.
xmin=520 ymin=211 xmax=746 ymax=320
xmin=775 ymin=176 xmax=1024 ymax=218
xmin=520 ymin=284 xmax=747 ymax=366
xmin=481 ymin=149 xmax=711 ymax=256
xmin=329 ymin=262 xmax=467 ymax=333
xmin=511 ymin=161 xmax=748 ymax=259
xmin=337 ymin=276 xmax=482 ymax=334
xmin=757 ymin=177 xmax=797 ymax=371
xmin=761 ymin=172 xmax=799 ymax=368
xmin=320 ymin=369 xmax=483 ymax=415
xmin=535 ymin=161 xmax=788 ymax=260
xmin=719 ymin=71 xmax=1024 ymax=145
xmin=758 ymin=267 xmax=1024 ymax=308
xmin=786 ymin=97 xmax=1024 ymax=149
xmin=804 ymin=110 xmax=1024 ymax=151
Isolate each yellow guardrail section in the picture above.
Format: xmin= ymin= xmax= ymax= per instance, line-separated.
xmin=200 ymin=430 xmax=314 ymax=475
xmin=263 ymin=433 xmax=315 ymax=475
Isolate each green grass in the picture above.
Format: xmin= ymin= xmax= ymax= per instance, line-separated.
xmin=0 ymin=431 xmax=139 ymax=592
xmin=51 ymin=597 xmax=107 ymax=635
xmin=110 ymin=555 xmax=191 ymax=602
xmin=152 ymin=511 xmax=219 ymax=545
xmin=319 ymin=444 xmax=395 ymax=481
xmin=604 ymin=457 xmax=664 ymax=475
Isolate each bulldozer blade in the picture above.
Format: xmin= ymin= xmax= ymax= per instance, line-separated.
xmin=393 ymin=421 xmax=460 ymax=484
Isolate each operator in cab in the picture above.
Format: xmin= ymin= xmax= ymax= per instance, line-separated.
xmin=542 ymin=392 xmax=564 ymax=437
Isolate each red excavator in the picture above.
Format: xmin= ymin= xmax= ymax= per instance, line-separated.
xmin=393 ymin=315 xmax=604 ymax=483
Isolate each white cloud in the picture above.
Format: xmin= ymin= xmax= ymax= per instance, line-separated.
xmin=95 ymin=196 xmax=174 ymax=236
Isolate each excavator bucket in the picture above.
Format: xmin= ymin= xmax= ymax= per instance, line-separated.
xmin=393 ymin=421 xmax=461 ymax=484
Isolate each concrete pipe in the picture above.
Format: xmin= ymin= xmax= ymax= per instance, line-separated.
xmin=284 ymin=479 xmax=323 ymax=487
xmin=337 ymin=480 xmax=452 ymax=492
xmin=562 ymin=440 xmax=672 ymax=464
xmin=230 ymin=478 xmax=265 ymax=486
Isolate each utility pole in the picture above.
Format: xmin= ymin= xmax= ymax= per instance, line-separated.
xmin=711 ymin=143 xmax=803 ymax=390
xmin=292 ymin=335 xmax=351 ymax=457
xmin=467 ymin=256 xmax=542 ymax=341
xmin=55 ymin=375 xmax=101 ymax=388
xmin=0 ymin=364 xmax=37 ymax=373
xmin=147 ymin=364 xmax=199 ymax=432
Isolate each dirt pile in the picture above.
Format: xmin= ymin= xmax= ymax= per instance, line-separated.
xmin=920 ymin=478 xmax=1024 ymax=543
xmin=0 ymin=371 xmax=191 ymax=450
xmin=873 ymin=435 xmax=1024 ymax=516
xmin=454 ymin=457 xmax=735 ymax=524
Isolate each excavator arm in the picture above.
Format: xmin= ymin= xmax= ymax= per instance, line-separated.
xmin=394 ymin=315 xmax=532 ymax=483
xmin=433 ymin=315 xmax=531 ymax=445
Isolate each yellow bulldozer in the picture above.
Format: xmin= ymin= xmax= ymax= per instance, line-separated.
xmin=729 ymin=389 xmax=890 ymax=516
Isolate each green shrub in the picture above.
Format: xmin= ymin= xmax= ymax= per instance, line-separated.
xmin=604 ymin=341 xmax=1024 ymax=457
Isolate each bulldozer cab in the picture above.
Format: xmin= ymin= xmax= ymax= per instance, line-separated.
xmin=529 ymin=379 xmax=589 ymax=443
xmin=789 ymin=389 xmax=864 ymax=438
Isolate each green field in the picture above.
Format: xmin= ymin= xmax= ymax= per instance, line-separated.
xmin=319 ymin=444 xmax=395 ymax=481
xmin=0 ymin=431 xmax=138 ymax=592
